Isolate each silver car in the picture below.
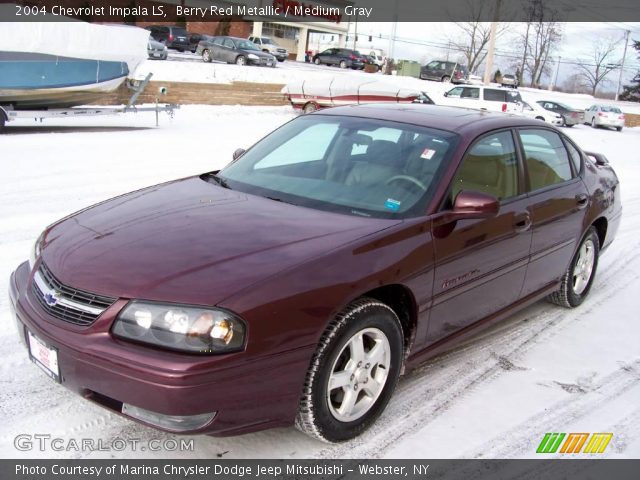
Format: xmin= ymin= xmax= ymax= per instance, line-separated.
xmin=584 ymin=104 xmax=625 ymax=132
xmin=147 ymin=39 xmax=168 ymax=60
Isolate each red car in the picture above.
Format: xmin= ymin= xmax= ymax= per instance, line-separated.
xmin=10 ymin=105 xmax=621 ymax=442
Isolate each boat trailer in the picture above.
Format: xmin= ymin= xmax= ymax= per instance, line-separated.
xmin=0 ymin=74 xmax=178 ymax=132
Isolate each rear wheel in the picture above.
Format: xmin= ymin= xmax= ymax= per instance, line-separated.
xmin=617 ymin=126 xmax=623 ymax=132
xmin=314 ymin=57 xmax=321 ymax=65
xmin=202 ymin=50 xmax=211 ymax=63
xmin=235 ymin=55 xmax=246 ymax=66
xmin=295 ymin=298 xmax=403 ymax=443
xmin=0 ymin=110 xmax=5 ymax=133
xmin=339 ymin=60 xmax=347 ymax=69
xmin=591 ymin=118 xmax=597 ymax=128
xmin=535 ymin=116 xmax=545 ymax=122
xmin=303 ymin=102 xmax=319 ymax=114
xmin=548 ymin=227 xmax=599 ymax=308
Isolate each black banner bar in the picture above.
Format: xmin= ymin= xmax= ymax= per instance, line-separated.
xmin=2 ymin=0 xmax=640 ymax=23
xmin=2 ymin=460 xmax=640 ymax=480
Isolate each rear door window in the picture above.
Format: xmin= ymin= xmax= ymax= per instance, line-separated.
xmin=519 ymin=129 xmax=573 ymax=191
xmin=483 ymin=89 xmax=506 ymax=102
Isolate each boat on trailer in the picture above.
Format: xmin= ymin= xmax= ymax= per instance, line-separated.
xmin=0 ymin=20 xmax=149 ymax=109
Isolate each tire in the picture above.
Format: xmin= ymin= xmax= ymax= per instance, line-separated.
xmin=278 ymin=58 xmax=285 ymax=62
xmin=339 ymin=60 xmax=347 ymax=69
xmin=0 ymin=110 xmax=6 ymax=133
xmin=314 ymin=57 xmax=321 ymax=65
xmin=303 ymin=102 xmax=319 ymax=114
xmin=235 ymin=56 xmax=246 ymax=66
xmin=202 ymin=50 xmax=211 ymax=63
xmin=617 ymin=127 xmax=623 ymax=132
xmin=566 ymin=123 xmax=574 ymax=128
xmin=535 ymin=116 xmax=545 ymax=122
xmin=548 ymin=227 xmax=599 ymax=308
xmin=441 ymin=75 xmax=451 ymax=83
xmin=295 ymin=298 xmax=403 ymax=443
xmin=591 ymin=118 xmax=597 ymax=128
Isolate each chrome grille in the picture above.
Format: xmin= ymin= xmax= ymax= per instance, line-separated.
xmin=32 ymin=263 xmax=116 ymax=326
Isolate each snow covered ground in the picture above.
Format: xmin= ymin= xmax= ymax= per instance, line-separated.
xmin=1 ymin=105 xmax=639 ymax=459
xmin=136 ymin=53 xmax=640 ymax=115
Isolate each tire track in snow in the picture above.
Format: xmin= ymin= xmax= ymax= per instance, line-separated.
xmin=464 ymin=360 xmax=640 ymax=458
xmin=315 ymin=236 xmax=640 ymax=458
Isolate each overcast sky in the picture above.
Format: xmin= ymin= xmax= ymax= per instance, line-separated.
xmin=345 ymin=22 xmax=640 ymax=89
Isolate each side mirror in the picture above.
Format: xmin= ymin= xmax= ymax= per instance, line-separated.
xmin=440 ymin=191 xmax=499 ymax=224
xmin=443 ymin=91 xmax=449 ymax=97
xmin=232 ymin=148 xmax=246 ymax=161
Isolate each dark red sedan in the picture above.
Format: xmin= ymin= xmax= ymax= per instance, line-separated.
xmin=9 ymin=105 xmax=621 ymax=442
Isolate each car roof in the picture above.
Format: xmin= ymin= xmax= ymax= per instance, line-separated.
xmin=315 ymin=104 xmax=546 ymax=134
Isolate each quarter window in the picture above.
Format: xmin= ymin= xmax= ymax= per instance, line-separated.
xmin=564 ymin=140 xmax=582 ymax=175
xmin=452 ymin=131 xmax=519 ymax=201
xmin=519 ymin=129 xmax=573 ymax=191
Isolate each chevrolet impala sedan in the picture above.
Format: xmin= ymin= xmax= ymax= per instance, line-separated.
xmin=9 ymin=105 xmax=621 ymax=442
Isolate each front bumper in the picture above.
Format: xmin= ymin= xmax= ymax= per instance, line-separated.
xmin=9 ymin=261 xmax=311 ymax=436
xmin=248 ymin=57 xmax=276 ymax=67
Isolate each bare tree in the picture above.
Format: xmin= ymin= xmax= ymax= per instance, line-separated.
xmin=577 ymin=36 xmax=621 ymax=96
xmin=519 ymin=0 xmax=563 ymax=88
xmin=449 ymin=1 xmax=509 ymax=74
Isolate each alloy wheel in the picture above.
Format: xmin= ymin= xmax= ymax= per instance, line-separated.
xmin=572 ymin=239 xmax=595 ymax=295
xmin=326 ymin=328 xmax=391 ymax=422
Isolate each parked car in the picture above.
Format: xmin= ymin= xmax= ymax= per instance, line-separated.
xmin=583 ymin=104 xmax=625 ymax=132
xmin=536 ymin=101 xmax=584 ymax=127
xmin=420 ymin=60 xmax=469 ymax=83
xmin=282 ymin=77 xmax=434 ymax=113
xmin=196 ymin=36 xmax=276 ymax=67
xmin=145 ymin=25 xmax=190 ymax=52
xmin=520 ymin=100 xmax=563 ymax=126
xmin=248 ymin=36 xmax=288 ymax=62
xmin=147 ymin=39 xmax=167 ymax=60
xmin=365 ymin=49 xmax=385 ymax=70
xmin=441 ymin=85 xmax=524 ymax=113
xmin=11 ymin=104 xmax=620 ymax=443
xmin=312 ymin=48 xmax=365 ymax=69
xmin=501 ymin=74 xmax=518 ymax=88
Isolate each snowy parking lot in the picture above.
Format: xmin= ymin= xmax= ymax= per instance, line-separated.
xmin=1 ymin=104 xmax=639 ymax=459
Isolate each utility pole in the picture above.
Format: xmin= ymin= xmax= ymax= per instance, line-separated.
xmin=483 ymin=0 xmax=502 ymax=85
xmin=387 ymin=0 xmax=398 ymax=60
xmin=549 ymin=56 xmax=561 ymax=91
xmin=615 ymin=30 xmax=630 ymax=101
xmin=353 ymin=13 xmax=358 ymax=50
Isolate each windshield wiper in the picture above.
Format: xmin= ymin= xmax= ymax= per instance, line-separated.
xmin=265 ymin=196 xmax=295 ymax=205
xmin=208 ymin=174 xmax=231 ymax=189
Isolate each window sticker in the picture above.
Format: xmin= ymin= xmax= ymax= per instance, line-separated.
xmin=385 ymin=198 xmax=402 ymax=212
xmin=421 ymin=148 xmax=436 ymax=160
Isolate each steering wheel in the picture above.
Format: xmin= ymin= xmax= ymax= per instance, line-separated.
xmin=386 ymin=175 xmax=427 ymax=191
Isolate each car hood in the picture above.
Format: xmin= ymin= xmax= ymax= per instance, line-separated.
xmin=41 ymin=176 xmax=398 ymax=305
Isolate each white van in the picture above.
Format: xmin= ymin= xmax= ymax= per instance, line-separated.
xmin=441 ymin=85 xmax=523 ymax=113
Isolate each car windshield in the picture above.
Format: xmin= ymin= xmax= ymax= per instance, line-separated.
xmin=216 ymin=115 xmax=459 ymax=218
xmin=601 ymin=106 xmax=622 ymax=113
xmin=237 ymin=40 xmax=259 ymax=50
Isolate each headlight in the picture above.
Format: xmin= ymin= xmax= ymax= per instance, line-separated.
xmin=29 ymin=231 xmax=44 ymax=272
xmin=112 ymin=301 xmax=246 ymax=354
xmin=247 ymin=53 xmax=259 ymax=60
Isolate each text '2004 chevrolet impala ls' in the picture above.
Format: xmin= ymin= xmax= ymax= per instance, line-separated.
xmin=10 ymin=105 xmax=621 ymax=442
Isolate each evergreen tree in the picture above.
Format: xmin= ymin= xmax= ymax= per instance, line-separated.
xmin=620 ymin=40 xmax=640 ymax=102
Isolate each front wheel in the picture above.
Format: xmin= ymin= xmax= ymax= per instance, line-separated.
xmin=617 ymin=126 xmax=623 ymax=132
xmin=441 ymin=75 xmax=451 ymax=83
xmin=295 ymin=299 xmax=403 ymax=443
xmin=339 ymin=60 xmax=347 ymax=69
xmin=235 ymin=55 xmax=246 ymax=66
xmin=314 ymin=57 xmax=321 ymax=65
xmin=591 ymin=118 xmax=597 ymax=128
xmin=548 ymin=227 xmax=599 ymax=308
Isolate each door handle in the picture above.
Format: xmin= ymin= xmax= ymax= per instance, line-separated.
xmin=575 ymin=194 xmax=589 ymax=210
xmin=514 ymin=213 xmax=531 ymax=233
